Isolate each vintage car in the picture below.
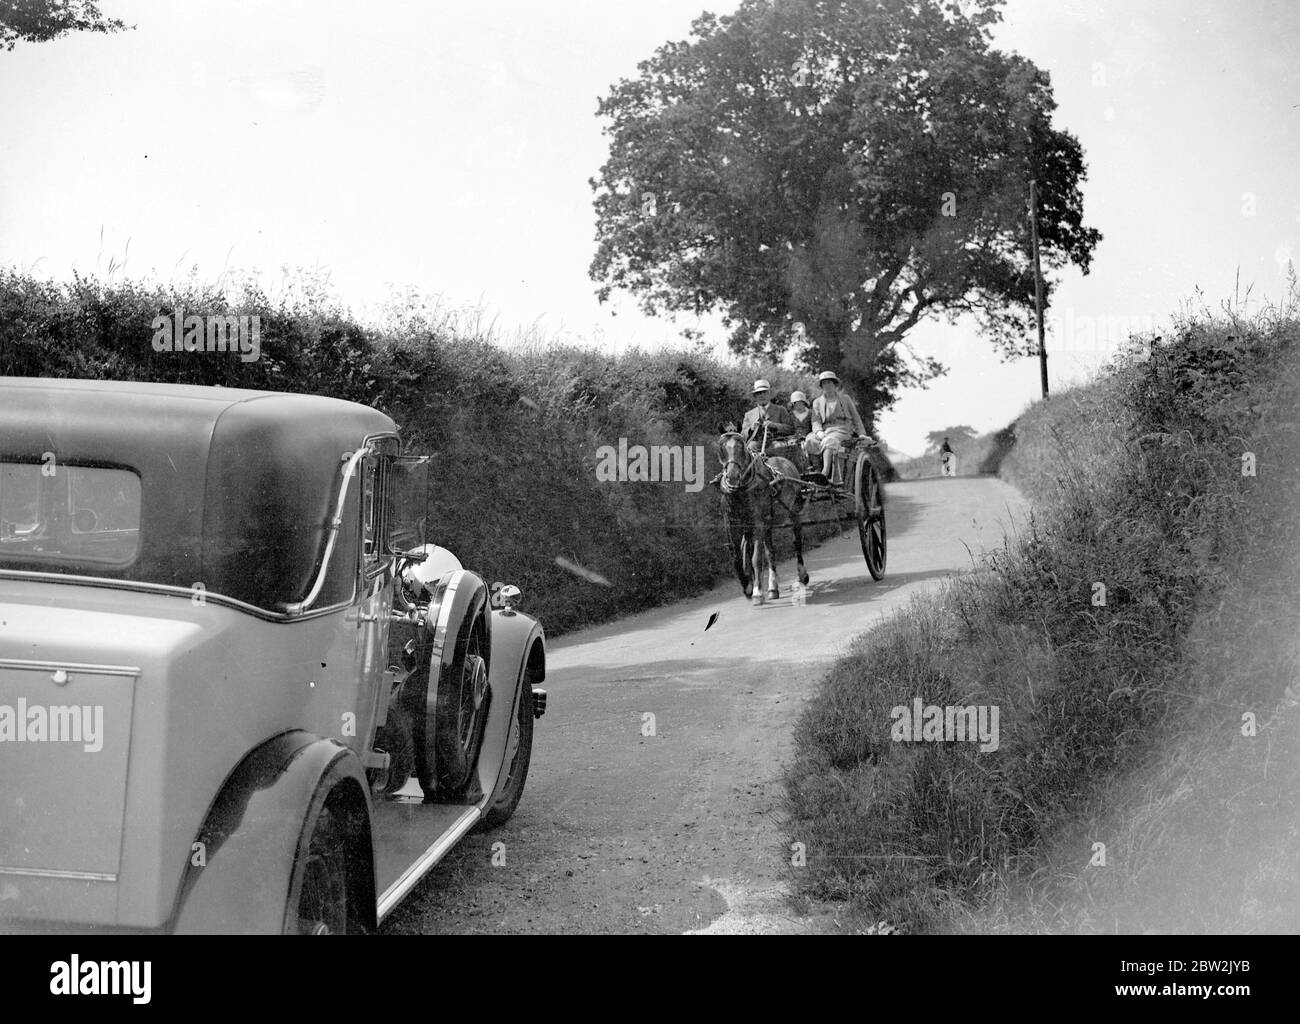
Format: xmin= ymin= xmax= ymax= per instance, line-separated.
xmin=0 ymin=377 xmax=546 ymax=934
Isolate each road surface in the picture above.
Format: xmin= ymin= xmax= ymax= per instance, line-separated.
xmin=383 ymin=475 xmax=1026 ymax=934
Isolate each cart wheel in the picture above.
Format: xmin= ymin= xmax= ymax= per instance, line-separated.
xmin=854 ymin=453 xmax=887 ymax=580
xmin=291 ymin=806 xmax=351 ymax=935
xmin=479 ymin=665 xmax=536 ymax=831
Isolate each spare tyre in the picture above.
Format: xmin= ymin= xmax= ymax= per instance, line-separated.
xmin=410 ymin=570 xmax=492 ymax=800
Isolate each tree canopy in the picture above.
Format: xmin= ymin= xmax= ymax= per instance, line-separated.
xmin=590 ymin=0 xmax=1100 ymax=415
xmin=0 ymin=0 xmax=129 ymax=51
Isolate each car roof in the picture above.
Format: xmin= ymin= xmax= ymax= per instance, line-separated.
xmin=0 ymin=374 xmax=395 ymax=429
xmin=0 ymin=374 xmax=356 ymax=410
xmin=0 ymin=377 xmax=399 ymax=612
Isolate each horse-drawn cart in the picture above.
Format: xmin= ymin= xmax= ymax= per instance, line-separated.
xmin=766 ymin=434 xmax=887 ymax=581
xmin=714 ymin=423 xmax=887 ymax=605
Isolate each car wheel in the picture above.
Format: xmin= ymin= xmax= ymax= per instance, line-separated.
xmin=425 ymin=614 xmax=491 ymax=798
xmin=290 ymin=806 xmax=351 ymax=935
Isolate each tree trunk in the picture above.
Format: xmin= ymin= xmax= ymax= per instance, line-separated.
xmin=803 ymin=318 xmax=884 ymax=427
xmin=805 ymin=316 xmax=847 ymax=377
xmin=838 ymin=327 xmax=887 ymax=406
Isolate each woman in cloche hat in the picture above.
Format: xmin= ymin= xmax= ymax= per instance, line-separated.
xmin=806 ymin=370 xmax=867 ymax=482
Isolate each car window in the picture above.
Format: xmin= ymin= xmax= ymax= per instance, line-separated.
xmin=361 ymin=455 xmax=389 ymax=571
xmin=0 ymin=462 xmax=141 ymax=565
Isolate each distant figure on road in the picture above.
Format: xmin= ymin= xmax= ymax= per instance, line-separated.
xmin=940 ymin=437 xmax=957 ymax=477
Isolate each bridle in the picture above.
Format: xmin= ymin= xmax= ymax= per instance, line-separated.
xmin=717 ymin=432 xmax=757 ymax=495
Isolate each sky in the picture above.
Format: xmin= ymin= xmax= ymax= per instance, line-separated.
xmin=0 ymin=0 xmax=1297 ymax=455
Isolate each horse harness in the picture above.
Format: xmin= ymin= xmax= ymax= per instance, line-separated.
xmin=713 ymin=437 xmax=800 ymax=519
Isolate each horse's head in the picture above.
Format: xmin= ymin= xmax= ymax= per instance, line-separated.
xmin=717 ymin=432 xmax=753 ymax=493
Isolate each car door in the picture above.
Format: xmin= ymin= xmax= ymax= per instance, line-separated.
xmin=353 ymin=450 xmax=394 ymax=753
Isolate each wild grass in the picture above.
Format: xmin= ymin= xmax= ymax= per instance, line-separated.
xmin=784 ymin=295 xmax=1300 ymax=933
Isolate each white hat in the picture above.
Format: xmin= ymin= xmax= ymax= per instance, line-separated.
xmin=790 ymin=391 xmax=809 ymax=405
xmin=817 ymin=370 xmax=840 ymax=385
xmin=752 ymin=379 xmax=771 ymax=394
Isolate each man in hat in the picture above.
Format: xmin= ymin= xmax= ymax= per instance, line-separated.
xmin=740 ymin=379 xmax=795 ymax=453
xmin=807 ymin=370 xmax=867 ymax=482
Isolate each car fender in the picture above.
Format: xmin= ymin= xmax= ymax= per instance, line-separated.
xmin=425 ymin=568 xmax=492 ymax=686
xmin=477 ymin=609 xmax=545 ymax=800
xmin=171 ymin=731 xmax=376 ymax=934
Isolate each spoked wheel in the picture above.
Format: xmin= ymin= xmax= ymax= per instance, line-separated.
xmin=423 ymin=615 xmax=491 ymax=799
xmin=291 ymin=806 xmax=350 ymax=935
xmin=854 ymin=452 xmax=887 ymax=580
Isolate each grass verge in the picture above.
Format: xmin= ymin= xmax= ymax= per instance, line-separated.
xmin=784 ymin=302 xmax=1300 ymax=932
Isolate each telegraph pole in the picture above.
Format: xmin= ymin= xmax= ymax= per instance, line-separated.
xmin=1029 ymin=179 xmax=1049 ymax=400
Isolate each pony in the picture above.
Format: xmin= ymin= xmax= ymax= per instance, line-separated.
xmin=715 ymin=427 xmax=809 ymax=606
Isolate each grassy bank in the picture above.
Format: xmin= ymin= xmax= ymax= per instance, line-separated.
xmin=784 ymin=302 xmax=1300 ymax=932
xmin=0 ymin=269 xmax=883 ymax=635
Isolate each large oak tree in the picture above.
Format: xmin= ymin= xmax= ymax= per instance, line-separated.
xmin=590 ymin=0 xmax=1100 ymax=411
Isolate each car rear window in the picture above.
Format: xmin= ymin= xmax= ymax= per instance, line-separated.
xmin=0 ymin=461 xmax=142 ymax=566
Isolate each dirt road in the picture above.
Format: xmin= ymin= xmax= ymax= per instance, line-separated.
xmin=383 ymin=476 xmax=1026 ymax=934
